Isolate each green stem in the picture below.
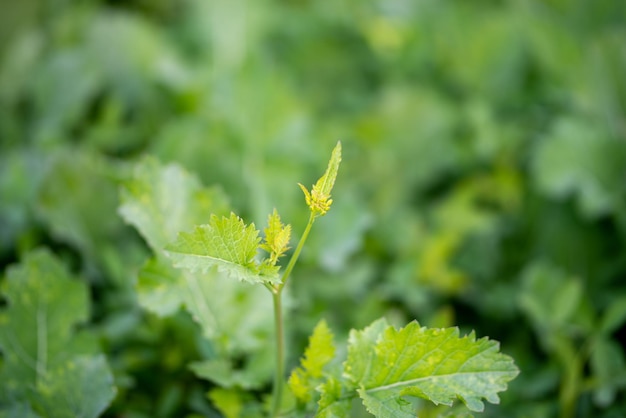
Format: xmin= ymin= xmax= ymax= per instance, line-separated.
xmin=270 ymin=291 xmax=284 ymax=418
xmin=269 ymin=212 xmax=317 ymax=417
xmin=278 ymin=212 xmax=316 ymax=292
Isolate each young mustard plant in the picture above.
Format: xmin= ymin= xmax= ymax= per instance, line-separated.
xmin=160 ymin=141 xmax=342 ymax=417
xmin=120 ymin=142 xmax=518 ymax=418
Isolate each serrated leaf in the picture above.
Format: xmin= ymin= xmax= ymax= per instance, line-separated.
xmin=0 ymin=249 xmax=115 ymax=417
xmin=344 ymin=319 xmax=518 ymax=416
xmin=119 ymin=156 xmax=229 ymax=251
xmin=165 ymin=213 xmax=280 ymax=285
xmin=288 ymin=319 xmax=336 ymax=403
xmin=315 ymin=141 xmax=342 ymax=198
xmin=260 ymin=209 xmax=291 ymax=266
xmin=316 ymin=376 xmax=351 ymax=418
xmin=301 ymin=319 xmax=335 ymax=378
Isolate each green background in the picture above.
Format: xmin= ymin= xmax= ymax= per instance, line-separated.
xmin=1 ymin=0 xmax=625 ymax=417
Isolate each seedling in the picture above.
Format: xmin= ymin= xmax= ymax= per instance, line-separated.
xmin=154 ymin=141 xmax=518 ymax=417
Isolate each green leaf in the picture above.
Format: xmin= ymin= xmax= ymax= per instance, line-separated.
xmin=190 ymin=348 xmax=273 ymax=390
xmin=260 ymin=209 xmax=291 ymax=266
xmin=34 ymin=355 xmax=115 ymax=418
xmin=316 ymin=377 xmax=351 ymax=418
xmin=518 ymin=262 xmax=592 ymax=337
xmin=590 ymin=337 xmax=625 ymax=407
xmin=0 ymin=402 xmax=42 ymax=418
xmin=138 ymin=255 xmax=274 ymax=352
xmin=165 ymin=213 xmax=280 ymax=285
xmin=532 ymin=117 xmax=626 ymax=218
xmin=315 ymin=141 xmax=342 ymax=200
xmin=344 ymin=319 xmax=518 ymax=416
xmin=119 ymin=156 xmax=229 ymax=251
xmin=288 ymin=319 xmax=336 ymax=403
xmin=37 ymin=151 xmax=123 ymax=261
xmin=136 ymin=256 xmax=187 ymax=317
xmin=300 ymin=319 xmax=335 ymax=378
xmin=119 ymin=159 xmax=274 ymax=361
xmin=208 ymin=388 xmax=243 ymax=418
xmin=0 ymin=249 xmax=116 ymax=417
xmin=600 ymin=295 xmax=626 ymax=335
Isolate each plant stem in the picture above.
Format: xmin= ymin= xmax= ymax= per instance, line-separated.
xmin=270 ymin=291 xmax=284 ymax=418
xmin=278 ymin=212 xmax=316 ymax=292
xmin=269 ymin=212 xmax=317 ymax=417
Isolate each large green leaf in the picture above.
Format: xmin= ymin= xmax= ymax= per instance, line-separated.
xmin=0 ymin=249 xmax=116 ymax=417
xmin=119 ymin=156 xmax=229 ymax=251
xmin=344 ymin=319 xmax=518 ymax=416
xmin=135 ymin=255 xmax=187 ymax=317
xmin=119 ymin=157 xmax=231 ymax=319
xmin=165 ymin=213 xmax=280 ymax=285
xmin=33 ymin=355 xmax=115 ymax=418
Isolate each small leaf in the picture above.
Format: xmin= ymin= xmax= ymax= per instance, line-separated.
xmin=288 ymin=319 xmax=336 ymax=403
xmin=301 ymin=320 xmax=335 ymax=378
xmin=165 ymin=213 xmax=280 ymax=285
xmin=260 ymin=209 xmax=292 ymax=266
xmin=344 ymin=319 xmax=518 ymax=416
xmin=300 ymin=141 xmax=342 ymax=217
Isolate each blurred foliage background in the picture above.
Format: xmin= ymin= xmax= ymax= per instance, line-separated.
xmin=1 ymin=0 xmax=626 ymax=417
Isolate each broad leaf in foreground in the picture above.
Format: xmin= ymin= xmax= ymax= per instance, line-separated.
xmin=344 ymin=319 xmax=519 ymax=417
xmin=0 ymin=249 xmax=116 ymax=417
xmin=165 ymin=213 xmax=280 ymax=285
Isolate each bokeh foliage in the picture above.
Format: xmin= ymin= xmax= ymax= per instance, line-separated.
xmin=1 ymin=0 xmax=625 ymax=417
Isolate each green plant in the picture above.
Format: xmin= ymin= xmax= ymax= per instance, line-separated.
xmin=117 ymin=141 xmax=518 ymax=417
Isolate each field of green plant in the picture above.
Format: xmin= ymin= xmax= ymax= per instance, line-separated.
xmin=1 ymin=0 xmax=625 ymax=417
